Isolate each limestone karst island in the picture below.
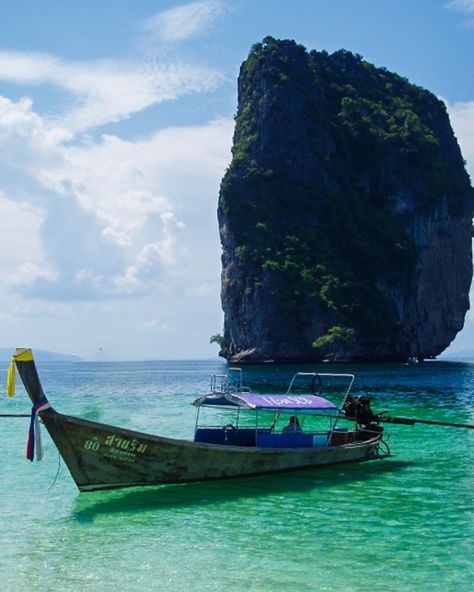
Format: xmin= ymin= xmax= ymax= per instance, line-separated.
xmin=216 ymin=38 xmax=474 ymax=363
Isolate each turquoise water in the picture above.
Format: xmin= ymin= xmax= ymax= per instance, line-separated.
xmin=1 ymin=359 xmax=473 ymax=591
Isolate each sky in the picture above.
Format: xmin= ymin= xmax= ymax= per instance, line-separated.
xmin=0 ymin=0 xmax=473 ymax=361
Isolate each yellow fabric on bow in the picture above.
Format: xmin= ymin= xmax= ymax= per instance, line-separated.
xmin=7 ymin=359 xmax=15 ymax=398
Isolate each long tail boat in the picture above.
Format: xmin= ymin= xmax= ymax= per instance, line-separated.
xmin=6 ymin=348 xmax=391 ymax=492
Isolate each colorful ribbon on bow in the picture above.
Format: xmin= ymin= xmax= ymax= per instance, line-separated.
xmin=26 ymin=397 xmax=51 ymax=461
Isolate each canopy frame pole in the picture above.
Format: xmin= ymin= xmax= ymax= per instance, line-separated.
xmin=270 ymin=411 xmax=280 ymax=432
xmin=327 ymin=374 xmax=355 ymax=445
xmin=194 ymin=406 xmax=201 ymax=440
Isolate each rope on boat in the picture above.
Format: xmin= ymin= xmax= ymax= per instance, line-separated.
xmin=378 ymin=439 xmax=391 ymax=457
xmin=47 ymin=451 xmax=61 ymax=492
xmin=1 ymin=410 xmax=60 ymax=486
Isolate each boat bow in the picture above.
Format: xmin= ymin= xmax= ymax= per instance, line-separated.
xmin=8 ymin=348 xmax=56 ymax=461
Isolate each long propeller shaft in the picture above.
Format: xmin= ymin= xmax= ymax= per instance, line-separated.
xmin=343 ymin=413 xmax=474 ymax=429
xmin=379 ymin=415 xmax=474 ymax=429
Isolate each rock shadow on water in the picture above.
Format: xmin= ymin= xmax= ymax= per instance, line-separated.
xmin=71 ymin=459 xmax=411 ymax=522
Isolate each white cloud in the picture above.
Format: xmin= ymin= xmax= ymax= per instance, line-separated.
xmin=39 ymin=117 xmax=233 ymax=242
xmin=0 ymin=51 xmax=221 ymax=133
xmin=445 ymin=0 xmax=474 ymax=26
xmin=0 ymin=95 xmax=38 ymax=128
xmin=447 ymin=99 xmax=474 ymax=341
xmin=139 ymin=319 xmax=171 ymax=331
xmin=446 ymin=0 xmax=474 ymax=14
xmin=186 ymin=281 xmax=217 ymax=297
xmin=0 ymin=193 xmax=45 ymax=262
xmin=153 ymin=212 xmax=187 ymax=267
xmin=0 ymin=96 xmax=70 ymax=171
xmin=0 ymin=91 xmax=233 ymax=301
xmin=0 ymin=300 xmax=73 ymax=327
xmin=111 ymin=217 xmax=187 ymax=296
xmin=111 ymin=267 xmax=142 ymax=296
xmin=0 ymin=19 xmax=233 ymax=306
xmin=447 ymin=100 xmax=474 ymax=179
xmin=0 ymin=9 xmax=233 ymax=356
xmin=144 ymin=1 xmax=228 ymax=43
xmin=469 ymin=301 xmax=474 ymax=321
xmin=7 ymin=261 xmax=57 ymax=288
xmin=15 ymin=302 xmax=72 ymax=320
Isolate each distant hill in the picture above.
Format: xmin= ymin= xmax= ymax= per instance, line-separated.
xmin=0 ymin=348 xmax=81 ymax=362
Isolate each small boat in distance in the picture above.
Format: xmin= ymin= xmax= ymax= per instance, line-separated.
xmin=9 ymin=348 xmax=387 ymax=492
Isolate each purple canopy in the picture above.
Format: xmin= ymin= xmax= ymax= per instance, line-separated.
xmin=194 ymin=392 xmax=337 ymax=410
xmin=230 ymin=393 xmax=337 ymax=410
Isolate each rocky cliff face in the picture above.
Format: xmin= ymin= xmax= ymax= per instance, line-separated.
xmin=218 ymin=37 xmax=473 ymax=362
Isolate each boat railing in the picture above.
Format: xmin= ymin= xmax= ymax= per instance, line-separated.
xmin=210 ymin=367 xmax=248 ymax=395
xmin=210 ymin=373 xmax=228 ymax=394
xmin=285 ymin=372 xmax=355 ymax=397
xmin=285 ymin=372 xmax=355 ymax=445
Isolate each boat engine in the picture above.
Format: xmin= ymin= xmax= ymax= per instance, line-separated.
xmin=343 ymin=395 xmax=384 ymax=434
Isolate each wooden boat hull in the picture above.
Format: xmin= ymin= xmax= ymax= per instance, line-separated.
xmin=40 ymin=409 xmax=382 ymax=492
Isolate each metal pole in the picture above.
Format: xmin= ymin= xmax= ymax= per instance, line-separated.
xmin=328 ymin=374 xmax=355 ymax=445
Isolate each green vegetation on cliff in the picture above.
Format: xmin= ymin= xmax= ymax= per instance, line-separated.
xmin=218 ymin=37 xmax=473 ymax=358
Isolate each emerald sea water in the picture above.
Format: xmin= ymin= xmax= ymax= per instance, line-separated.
xmin=1 ymin=359 xmax=473 ymax=592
